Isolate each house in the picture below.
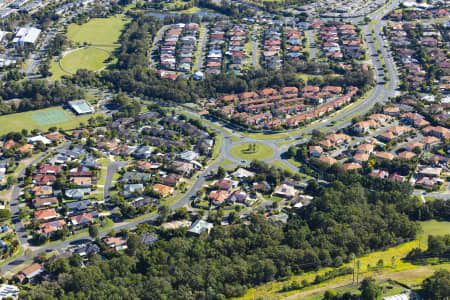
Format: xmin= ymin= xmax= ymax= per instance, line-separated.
xmin=370 ymin=169 xmax=389 ymax=179
xmin=45 ymin=131 xmax=65 ymax=142
xmin=172 ymin=161 xmax=195 ymax=175
xmin=74 ymin=243 xmax=100 ymax=257
xmin=421 ymin=136 xmax=440 ymax=149
xmin=66 ymin=200 xmax=91 ymax=215
xmin=318 ymin=155 xmax=337 ymax=166
xmin=103 ymin=236 xmax=128 ymax=251
xmin=404 ymin=141 xmax=424 ymax=152
xmin=133 ymin=146 xmax=153 ymax=159
xmin=187 ymin=220 xmax=214 ymax=236
xmin=415 ymin=177 xmax=438 ymax=188
xmin=17 ymin=144 xmax=33 ymax=153
xmin=214 ymin=178 xmax=234 ymax=191
xmin=15 ymin=263 xmax=44 ymax=283
xmin=31 ymin=186 xmax=53 ymax=198
xmin=140 ymin=232 xmax=159 ymax=246
xmin=389 ymin=173 xmax=405 ymax=182
xmin=180 ymin=150 xmax=199 ymax=162
xmin=357 ymin=144 xmax=374 ymax=153
xmin=273 ymin=183 xmax=297 ymax=198
xmin=27 ymin=135 xmax=51 ymax=145
xmin=374 ymin=152 xmax=395 ymax=160
xmin=343 ymin=162 xmax=362 ymax=171
xmin=123 ymin=184 xmax=144 ymax=198
xmin=227 ymin=190 xmax=247 ymax=204
xmin=418 ymin=167 xmax=442 ymax=177
xmin=34 ymin=208 xmax=57 ymax=221
xmin=309 ymin=146 xmax=323 ymax=157
xmin=208 ymin=190 xmax=229 ymax=205
xmin=2 ymin=139 xmax=16 ymax=150
xmin=32 ymin=197 xmax=58 ymax=209
xmin=353 ymin=152 xmax=369 ymax=163
xmin=231 ymin=168 xmax=255 ymax=179
xmin=152 ymin=184 xmax=173 ymax=197
xmin=40 ymin=219 xmax=66 ymax=234
xmin=383 ymin=106 xmax=400 ymax=116
xmin=39 ymin=165 xmax=62 ymax=175
xmin=69 ymin=177 xmax=92 ymax=187
xmin=398 ymin=151 xmax=416 ymax=159
xmin=158 ymin=173 xmax=181 ymax=187
xmin=70 ymin=211 xmax=97 ymax=227
xmin=33 ymin=174 xmax=56 ymax=186
xmin=65 ymin=188 xmax=91 ymax=199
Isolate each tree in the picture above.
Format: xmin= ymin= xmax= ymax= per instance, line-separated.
xmin=0 ymin=209 xmax=11 ymax=223
xmin=420 ymin=269 xmax=450 ymax=300
xmin=6 ymin=176 xmax=17 ymax=188
xmin=88 ymin=224 xmax=98 ymax=239
xmin=359 ymin=278 xmax=381 ymax=300
xmin=157 ymin=205 xmax=170 ymax=224
xmin=217 ymin=166 xmax=226 ymax=179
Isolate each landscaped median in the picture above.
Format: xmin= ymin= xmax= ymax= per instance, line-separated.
xmin=229 ymin=143 xmax=274 ymax=161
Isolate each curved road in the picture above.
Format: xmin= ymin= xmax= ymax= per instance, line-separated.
xmin=1 ymin=0 xmax=403 ymax=275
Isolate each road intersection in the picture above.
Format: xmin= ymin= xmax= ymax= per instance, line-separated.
xmin=1 ymin=0 xmax=406 ymax=275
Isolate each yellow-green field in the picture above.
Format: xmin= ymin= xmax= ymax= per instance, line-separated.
xmin=66 ymin=15 xmax=129 ymax=45
xmin=0 ymin=107 xmax=100 ymax=135
xmin=60 ymin=47 xmax=111 ymax=73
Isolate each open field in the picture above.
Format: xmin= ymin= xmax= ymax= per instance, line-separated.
xmin=0 ymin=107 xmax=100 ymax=135
xmin=230 ymin=143 xmax=274 ymax=160
xmin=66 ymin=15 xmax=128 ymax=45
xmin=420 ymin=220 xmax=450 ymax=241
xmin=60 ymin=47 xmax=111 ymax=73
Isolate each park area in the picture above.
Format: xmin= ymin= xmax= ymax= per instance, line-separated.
xmin=230 ymin=143 xmax=274 ymax=160
xmin=66 ymin=15 xmax=128 ymax=46
xmin=60 ymin=47 xmax=111 ymax=74
xmin=0 ymin=107 xmax=97 ymax=135
xmin=49 ymin=15 xmax=129 ymax=80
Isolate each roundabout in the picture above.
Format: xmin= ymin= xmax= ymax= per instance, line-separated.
xmin=229 ymin=143 xmax=275 ymax=161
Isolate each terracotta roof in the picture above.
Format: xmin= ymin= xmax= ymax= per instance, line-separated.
xmin=34 ymin=208 xmax=57 ymax=220
xmin=343 ymin=162 xmax=362 ymax=171
xmin=398 ymin=151 xmax=416 ymax=159
xmin=374 ymin=151 xmax=394 ymax=160
xmin=318 ymin=155 xmax=337 ymax=166
xmin=152 ymin=184 xmax=173 ymax=197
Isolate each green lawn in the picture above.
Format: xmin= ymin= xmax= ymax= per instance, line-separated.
xmin=49 ymin=60 xmax=70 ymax=81
xmin=230 ymin=143 xmax=274 ymax=160
xmin=60 ymin=47 xmax=111 ymax=74
xmin=420 ymin=220 xmax=450 ymax=239
xmin=0 ymin=107 xmax=100 ymax=135
xmin=67 ymin=15 xmax=129 ymax=45
xmin=217 ymin=159 xmax=234 ymax=168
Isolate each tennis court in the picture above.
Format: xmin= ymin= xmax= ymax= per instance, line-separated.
xmin=30 ymin=109 xmax=71 ymax=126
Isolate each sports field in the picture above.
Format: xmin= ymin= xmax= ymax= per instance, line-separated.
xmin=67 ymin=15 xmax=129 ymax=45
xmin=60 ymin=47 xmax=110 ymax=74
xmin=30 ymin=109 xmax=70 ymax=126
xmin=0 ymin=107 xmax=98 ymax=135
